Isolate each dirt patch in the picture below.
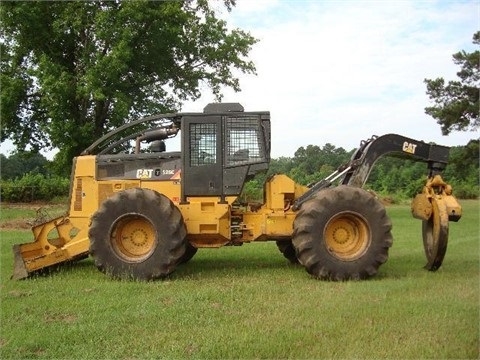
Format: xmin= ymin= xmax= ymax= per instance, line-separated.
xmin=0 ymin=219 xmax=33 ymax=230
xmin=1 ymin=202 xmax=68 ymax=230
xmin=7 ymin=290 xmax=33 ymax=298
xmin=380 ymin=196 xmax=395 ymax=206
xmin=1 ymin=202 xmax=67 ymax=211
xmin=44 ymin=313 xmax=78 ymax=324
xmin=1 ymin=202 xmax=49 ymax=209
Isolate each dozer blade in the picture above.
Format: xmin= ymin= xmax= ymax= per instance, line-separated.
xmin=12 ymin=244 xmax=29 ymax=280
xmin=11 ymin=215 xmax=90 ymax=280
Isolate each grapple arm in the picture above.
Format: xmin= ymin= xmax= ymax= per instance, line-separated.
xmin=293 ymin=133 xmax=450 ymax=210
xmin=341 ymin=133 xmax=449 ymax=187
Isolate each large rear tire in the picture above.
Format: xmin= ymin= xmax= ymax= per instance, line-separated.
xmin=89 ymin=188 xmax=187 ymax=280
xmin=292 ymin=185 xmax=393 ymax=281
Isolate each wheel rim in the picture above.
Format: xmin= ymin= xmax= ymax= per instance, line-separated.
xmin=110 ymin=214 xmax=157 ymax=263
xmin=324 ymin=211 xmax=371 ymax=261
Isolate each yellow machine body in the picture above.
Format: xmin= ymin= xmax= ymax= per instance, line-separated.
xmin=11 ymin=104 xmax=462 ymax=281
xmin=13 ymin=156 xmax=308 ymax=279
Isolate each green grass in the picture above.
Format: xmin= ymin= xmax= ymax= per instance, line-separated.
xmin=0 ymin=200 xmax=478 ymax=359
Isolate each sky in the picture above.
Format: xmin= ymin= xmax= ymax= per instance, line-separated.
xmin=1 ymin=0 xmax=478 ymax=159
xmin=182 ymin=0 xmax=479 ymax=158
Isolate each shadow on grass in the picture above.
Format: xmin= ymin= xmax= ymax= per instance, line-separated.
xmin=15 ymin=257 xmax=98 ymax=281
xmin=173 ymin=250 xmax=300 ymax=280
xmin=15 ymin=254 xmax=426 ymax=283
xmin=377 ymin=249 xmax=479 ymax=281
xmin=16 ymin=248 xmax=459 ymax=284
xmin=14 ymin=249 xmax=299 ymax=283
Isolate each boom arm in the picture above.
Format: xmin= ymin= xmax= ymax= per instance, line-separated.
xmin=292 ymin=134 xmax=450 ymax=210
xmin=342 ymin=134 xmax=449 ymax=187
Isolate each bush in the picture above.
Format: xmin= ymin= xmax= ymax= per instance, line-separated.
xmin=0 ymin=173 xmax=70 ymax=202
xmin=451 ymin=182 xmax=479 ymax=199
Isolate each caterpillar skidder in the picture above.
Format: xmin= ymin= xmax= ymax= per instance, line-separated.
xmin=12 ymin=103 xmax=462 ymax=281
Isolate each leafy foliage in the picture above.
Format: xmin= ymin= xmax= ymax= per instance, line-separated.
xmin=1 ymin=173 xmax=70 ymax=202
xmin=443 ymin=140 xmax=480 ymax=199
xmin=1 ymin=1 xmax=257 ymax=175
xmin=243 ymin=141 xmax=478 ymax=202
xmin=0 ymin=151 xmax=50 ymax=180
xmin=290 ymin=143 xmax=351 ymax=185
xmin=424 ymin=32 xmax=480 ymax=135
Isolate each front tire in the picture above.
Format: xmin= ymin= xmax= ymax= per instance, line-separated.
xmin=292 ymin=186 xmax=393 ymax=281
xmin=276 ymin=240 xmax=299 ymax=264
xmin=89 ymin=188 xmax=187 ymax=280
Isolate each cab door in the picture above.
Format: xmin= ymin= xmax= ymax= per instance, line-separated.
xmin=181 ymin=116 xmax=223 ymax=201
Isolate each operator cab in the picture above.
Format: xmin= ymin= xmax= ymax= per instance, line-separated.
xmin=181 ymin=103 xmax=271 ymax=202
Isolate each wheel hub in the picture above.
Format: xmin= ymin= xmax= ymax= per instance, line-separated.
xmin=324 ymin=212 xmax=371 ymax=261
xmin=332 ymin=227 xmax=350 ymax=244
xmin=111 ymin=215 xmax=157 ymax=263
xmin=130 ymin=229 xmax=148 ymax=247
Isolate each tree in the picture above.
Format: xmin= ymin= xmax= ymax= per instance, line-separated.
xmin=0 ymin=1 xmax=257 ymax=174
xmin=443 ymin=140 xmax=479 ymax=183
xmin=424 ymin=31 xmax=479 ymax=135
xmin=0 ymin=151 xmax=49 ymax=180
xmin=292 ymin=143 xmax=350 ymax=181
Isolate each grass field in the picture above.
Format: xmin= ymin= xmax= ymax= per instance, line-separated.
xmin=0 ymin=200 xmax=478 ymax=359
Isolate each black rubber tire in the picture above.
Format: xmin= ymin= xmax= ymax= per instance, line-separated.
xmin=276 ymin=240 xmax=299 ymax=264
xmin=176 ymin=242 xmax=198 ymax=265
xmin=89 ymin=188 xmax=187 ymax=280
xmin=292 ymin=185 xmax=393 ymax=281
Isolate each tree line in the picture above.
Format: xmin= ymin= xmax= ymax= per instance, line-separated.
xmin=242 ymin=139 xmax=479 ymax=202
xmin=2 ymin=139 xmax=477 ymax=202
xmin=0 ymin=152 xmax=69 ymax=202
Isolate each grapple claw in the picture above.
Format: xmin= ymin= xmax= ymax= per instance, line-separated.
xmin=412 ymin=174 xmax=462 ymax=271
xmin=422 ymin=197 xmax=449 ymax=271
